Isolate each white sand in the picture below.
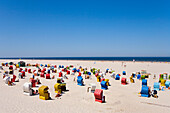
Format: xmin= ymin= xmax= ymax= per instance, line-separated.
xmin=0 ymin=59 xmax=170 ymax=113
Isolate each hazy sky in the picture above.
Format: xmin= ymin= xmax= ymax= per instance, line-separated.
xmin=0 ymin=0 xmax=169 ymax=57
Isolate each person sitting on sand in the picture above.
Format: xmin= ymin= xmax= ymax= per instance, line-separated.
xmin=64 ymin=74 xmax=68 ymax=79
xmin=55 ymin=92 xmax=61 ymax=97
xmin=8 ymin=81 xmax=14 ymax=86
xmin=52 ymin=75 xmax=55 ymax=79
xmin=32 ymin=89 xmax=39 ymax=95
xmin=0 ymin=66 xmax=3 ymax=70
xmin=36 ymin=78 xmax=41 ymax=84
xmin=153 ymin=74 xmax=156 ymax=79
xmin=151 ymin=90 xmax=158 ymax=98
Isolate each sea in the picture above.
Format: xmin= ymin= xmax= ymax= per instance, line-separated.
xmin=0 ymin=57 xmax=170 ymax=62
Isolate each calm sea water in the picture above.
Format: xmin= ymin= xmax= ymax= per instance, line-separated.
xmin=0 ymin=57 xmax=170 ymax=62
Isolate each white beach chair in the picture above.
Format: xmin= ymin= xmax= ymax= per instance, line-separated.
xmin=18 ymin=72 xmax=23 ymax=79
xmin=99 ymin=73 xmax=104 ymax=78
xmin=88 ymin=83 xmax=96 ymax=93
xmin=103 ymin=72 xmax=106 ymax=75
xmin=110 ymin=72 xmax=116 ymax=78
xmin=71 ymin=72 xmax=75 ymax=75
xmin=23 ymin=82 xmax=33 ymax=96
xmin=3 ymin=76 xmax=10 ymax=84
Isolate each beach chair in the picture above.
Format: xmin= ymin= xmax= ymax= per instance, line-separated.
xmin=93 ymin=70 xmax=96 ymax=75
xmin=142 ymin=79 xmax=147 ymax=86
xmin=30 ymin=79 xmax=36 ymax=87
xmin=94 ymin=89 xmax=105 ymax=103
xmin=121 ymin=77 xmax=127 ymax=85
xmin=165 ymin=81 xmax=170 ymax=88
xmin=23 ymin=82 xmax=33 ymax=96
xmin=18 ymin=61 xmax=25 ymax=67
xmin=105 ymin=79 xmax=110 ymax=86
xmin=88 ymin=72 xmax=91 ymax=75
xmin=60 ymin=83 xmax=66 ymax=91
xmin=141 ymin=75 xmax=145 ymax=80
xmin=163 ymin=73 xmax=168 ymax=80
xmin=137 ymin=74 xmax=141 ymax=79
xmin=153 ymin=82 xmax=160 ymax=91
xmin=99 ymin=73 xmax=104 ymax=78
xmin=67 ymin=70 xmax=70 ymax=74
xmin=54 ymin=83 xmax=62 ymax=94
xmin=21 ymin=71 xmax=25 ymax=77
xmin=84 ymin=71 xmax=88 ymax=74
xmin=130 ymin=76 xmax=134 ymax=83
xmin=132 ymin=72 xmax=136 ymax=78
xmin=97 ymin=75 xmax=101 ymax=82
xmin=110 ymin=72 xmax=115 ymax=78
xmin=115 ymin=74 xmax=120 ymax=80
xmin=3 ymin=76 xmax=10 ymax=84
xmin=59 ymin=72 xmax=62 ymax=77
xmin=40 ymin=72 xmax=45 ymax=78
xmin=122 ymin=71 xmax=126 ymax=75
xmin=9 ymin=65 xmax=13 ymax=70
xmin=59 ymin=65 xmax=62 ymax=68
xmin=11 ymin=75 xmax=16 ymax=82
xmin=77 ymin=69 xmax=80 ymax=72
xmin=106 ymin=69 xmax=109 ymax=73
xmin=28 ymin=69 xmax=31 ymax=73
xmin=46 ymin=74 xmax=50 ymax=79
xmin=16 ymin=64 xmax=19 ymax=68
xmin=47 ymin=69 xmax=50 ymax=74
xmin=88 ymin=83 xmax=96 ymax=93
xmin=102 ymin=72 xmax=106 ymax=76
xmin=72 ymin=68 xmax=76 ymax=72
xmin=71 ymin=72 xmax=75 ymax=75
xmin=161 ymin=79 xmax=166 ymax=86
xmin=9 ymin=69 xmax=13 ymax=75
xmin=141 ymin=86 xmax=150 ymax=97
xmin=38 ymin=85 xmax=50 ymax=100
xmin=101 ymin=81 xmax=108 ymax=90
xmin=78 ymin=72 xmax=82 ymax=76
xmin=77 ymin=76 xmax=83 ymax=86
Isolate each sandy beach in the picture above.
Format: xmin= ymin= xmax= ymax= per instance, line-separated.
xmin=0 ymin=59 xmax=170 ymax=113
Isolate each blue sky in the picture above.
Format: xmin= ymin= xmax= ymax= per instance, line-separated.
xmin=0 ymin=0 xmax=169 ymax=57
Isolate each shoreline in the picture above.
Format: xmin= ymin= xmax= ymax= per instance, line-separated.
xmin=0 ymin=59 xmax=170 ymax=63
